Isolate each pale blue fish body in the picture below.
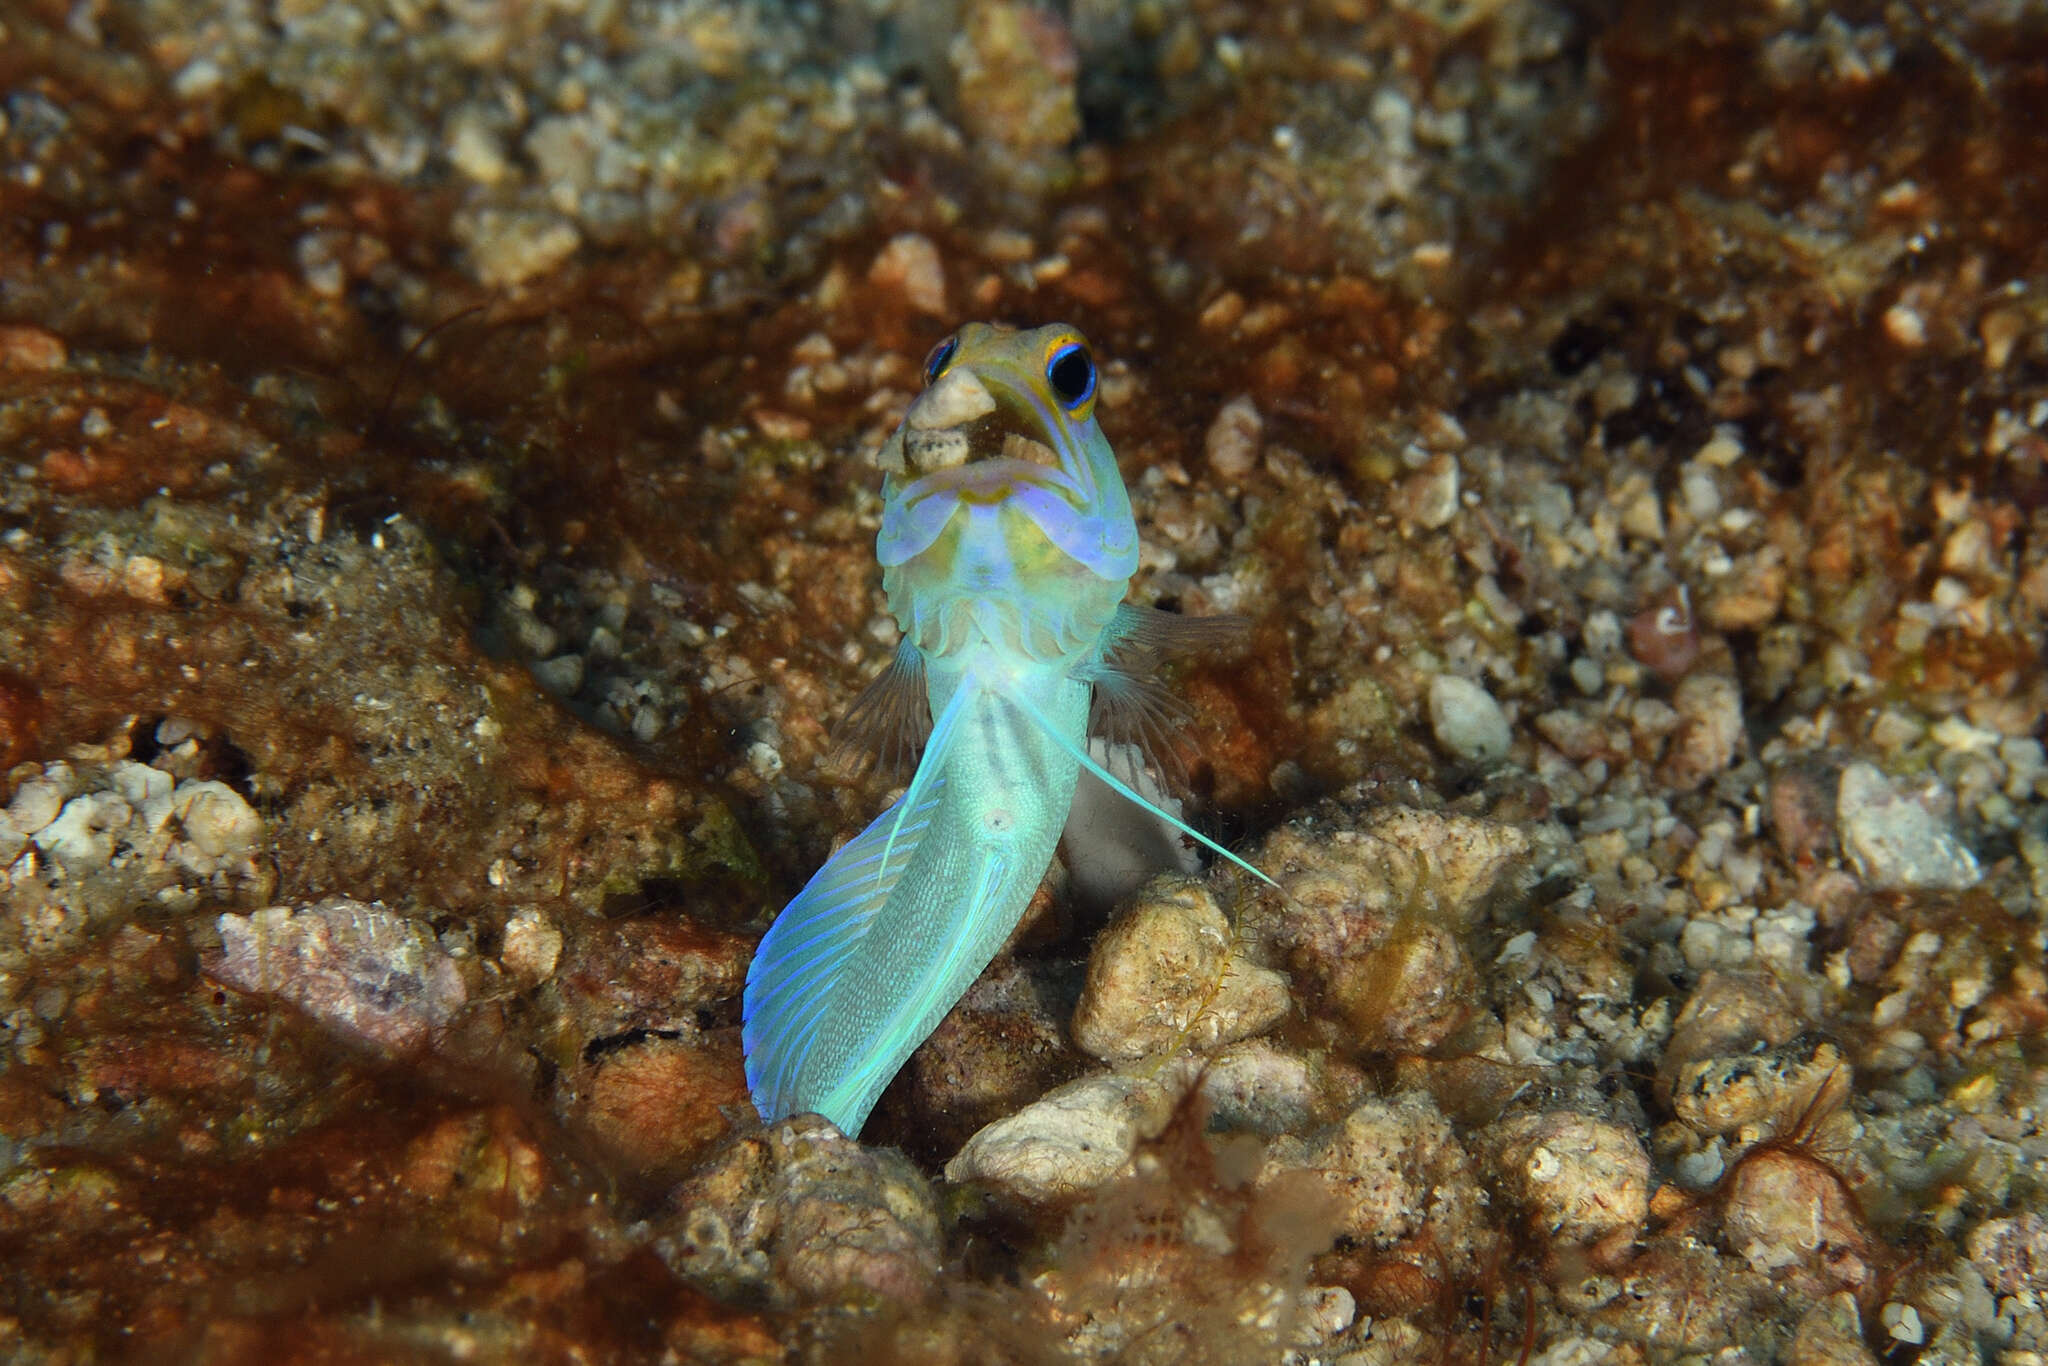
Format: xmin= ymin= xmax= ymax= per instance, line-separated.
xmin=743 ymin=322 xmax=1262 ymax=1137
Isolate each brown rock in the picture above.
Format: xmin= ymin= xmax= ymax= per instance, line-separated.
xmin=1627 ymin=585 xmax=1701 ymax=681
xmin=0 ymin=324 xmax=67 ymax=371
xmin=1245 ymin=805 xmax=1526 ymax=1057
xmin=905 ymin=959 xmax=1086 ymax=1154
xmin=1325 ymin=915 xmax=1476 ymax=1054
xmin=582 ymin=1034 xmax=747 ymax=1177
xmin=1769 ymin=760 xmax=1842 ymax=866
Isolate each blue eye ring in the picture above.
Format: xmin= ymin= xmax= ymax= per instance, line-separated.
xmin=923 ymin=335 xmax=959 ymax=386
xmin=1045 ymin=341 xmax=1095 ymax=412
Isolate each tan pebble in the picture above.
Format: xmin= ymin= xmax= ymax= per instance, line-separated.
xmin=1979 ymin=306 xmax=2027 ymax=371
xmin=1882 ymin=302 xmax=1926 ymax=349
xmin=1670 ymin=1040 xmax=1849 ymax=1138
xmin=1204 ymin=394 xmax=1262 ymax=478
xmin=1659 ymin=672 xmax=1742 ymax=791
xmin=749 ymin=408 xmax=811 ymax=441
xmin=868 ymin=233 xmax=948 ymax=316
xmin=1484 ymin=1111 xmax=1649 ymax=1244
xmin=0 ymin=324 xmax=67 ymax=371
xmin=944 ymin=1057 xmax=1201 ymax=1203
xmin=1722 ymin=1148 xmax=1868 ymax=1282
xmin=1071 ymin=878 xmax=1288 ymax=1062
xmin=1700 ymin=550 xmax=1786 ymax=630
xmin=1200 ymin=291 xmax=1245 ymax=332
xmin=500 ymin=907 xmax=562 ymax=984
xmin=1393 ymin=452 xmax=1459 ymax=530
xmin=1789 ymin=1294 xmax=1879 ymax=1366
xmin=1657 ymin=969 xmax=1805 ymax=1104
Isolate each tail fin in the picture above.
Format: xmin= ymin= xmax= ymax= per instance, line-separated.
xmin=742 ymin=782 xmax=947 ymax=1126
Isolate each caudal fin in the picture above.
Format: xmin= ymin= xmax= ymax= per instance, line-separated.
xmin=742 ymin=782 xmax=946 ymax=1126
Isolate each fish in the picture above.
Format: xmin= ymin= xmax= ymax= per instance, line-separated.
xmin=741 ymin=321 xmax=1273 ymax=1138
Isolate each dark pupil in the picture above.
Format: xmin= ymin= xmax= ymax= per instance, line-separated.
xmin=925 ymin=336 xmax=959 ymax=385
xmin=1048 ymin=346 xmax=1093 ymax=404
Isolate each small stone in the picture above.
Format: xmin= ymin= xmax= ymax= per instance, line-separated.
xmin=581 ymin=1035 xmax=745 ymax=1177
xmin=1660 ymin=673 xmax=1742 ymax=791
xmin=500 ymin=907 xmax=562 ymax=985
xmin=1071 ymin=878 xmax=1289 ymax=1062
xmin=1722 ymin=1148 xmax=1869 ymax=1284
xmin=5 ymin=776 xmax=68 ymax=838
xmin=531 ymin=653 xmax=585 ymax=696
xmin=1626 ymin=585 xmax=1700 ymax=680
xmin=1260 ymin=1091 xmax=1483 ymax=1252
xmin=210 ymin=898 xmax=468 ymax=1053
xmin=1789 ymin=1295 xmax=1880 ymax=1366
xmin=665 ymin=1115 xmax=941 ymax=1304
xmin=1428 ymin=675 xmax=1512 ymax=764
xmin=1482 ymin=1111 xmax=1650 ymax=1244
xmin=1837 ymin=763 xmax=1979 ymax=890
xmin=455 ymin=207 xmax=581 ymax=290
xmin=1670 ymin=1039 xmax=1849 ymax=1138
xmin=1966 ymin=1214 xmax=2048 ymax=1294
xmin=31 ymin=790 xmax=132 ymax=870
xmin=445 ymin=107 xmax=510 ymax=185
xmin=1657 ymin=969 xmax=1806 ymax=1106
xmin=1882 ymin=302 xmax=1926 ymax=348
xmin=1198 ymin=1039 xmax=1317 ymax=1136
xmin=1769 ymin=761 xmax=1841 ymax=865
xmin=868 ymin=233 xmax=948 ymax=316
xmin=0 ymin=324 xmax=68 ymax=371
xmin=168 ymin=780 xmax=263 ymax=860
xmin=1204 ymin=395 xmax=1262 ymax=479
xmin=943 ymin=1057 xmax=1200 ymax=1203
xmin=1980 ymin=306 xmax=2027 ymax=371
xmin=1701 ymin=549 xmax=1786 ymax=630
xmin=1393 ymin=453 xmax=1459 ymax=530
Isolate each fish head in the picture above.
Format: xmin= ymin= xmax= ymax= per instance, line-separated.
xmin=876 ymin=322 xmax=1139 ymax=584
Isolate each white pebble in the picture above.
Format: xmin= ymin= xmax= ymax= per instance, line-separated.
xmin=1428 ymin=675 xmax=1512 ymax=763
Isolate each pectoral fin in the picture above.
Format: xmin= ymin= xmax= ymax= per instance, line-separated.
xmin=1004 ymin=684 xmax=1277 ymax=889
xmin=833 ymin=641 xmax=930 ymax=777
xmin=1078 ymin=604 xmax=1251 ymax=784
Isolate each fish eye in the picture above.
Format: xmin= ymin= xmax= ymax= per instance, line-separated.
xmin=1045 ymin=341 xmax=1095 ymax=411
xmin=923 ymin=335 xmax=959 ymax=386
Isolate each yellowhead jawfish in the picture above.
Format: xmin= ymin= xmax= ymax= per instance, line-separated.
xmin=742 ymin=322 xmax=1271 ymax=1137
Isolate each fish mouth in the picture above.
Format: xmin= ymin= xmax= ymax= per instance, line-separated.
xmin=897 ymin=451 xmax=1082 ymax=508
